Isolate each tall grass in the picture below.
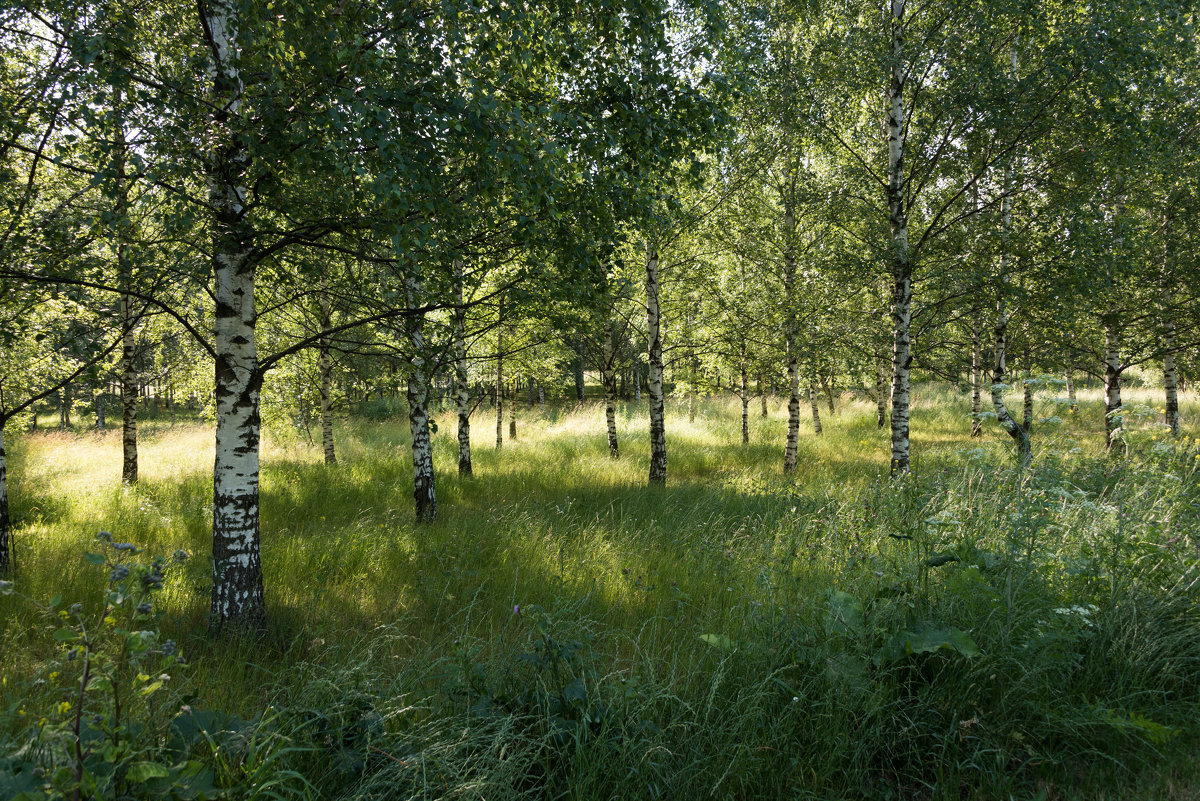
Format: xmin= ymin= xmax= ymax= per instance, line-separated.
xmin=3 ymin=383 xmax=1200 ymax=799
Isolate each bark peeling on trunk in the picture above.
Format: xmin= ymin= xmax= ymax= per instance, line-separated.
xmin=603 ymin=319 xmax=619 ymax=458
xmin=204 ymin=0 xmax=266 ymax=631
xmin=646 ymin=244 xmax=666 ymax=485
xmin=886 ymin=0 xmax=912 ymax=475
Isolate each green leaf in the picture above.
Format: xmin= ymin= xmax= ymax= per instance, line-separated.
xmin=52 ymin=627 xmax=79 ymax=642
xmin=84 ymin=552 xmax=105 ymax=565
xmin=698 ymin=633 xmax=736 ymax=652
xmin=824 ymin=589 xmax=863 ymax=636
xmin=126 ymin=762 xmax=170 ymax=782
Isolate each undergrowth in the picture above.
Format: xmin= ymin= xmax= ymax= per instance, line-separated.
xmin=2 ymin=385 xmax=1199 ymax=799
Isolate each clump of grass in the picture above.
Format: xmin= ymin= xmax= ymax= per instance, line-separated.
xmin=3 ymin=386 xmax=1199 ymax=799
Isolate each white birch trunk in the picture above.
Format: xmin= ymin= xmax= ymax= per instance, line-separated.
xmin=508 ymin=379 xmax=517 ymax=440
xmin=404 ymin=269 xmax=436 ymax=522
xmin=1022 ymin=376 xmax=1033 ymax=433
xmin=1163 ymin=289 xmax=1180 ymax=437
xmin=886 ymin=0 xmax=912 ymax=474
xmin=603 ymin=319 xmax=619 ymax=458
xmin=783 ymin=207 xmax=801 ymax=472
xmin=453 ymin=259 xmax=472 ymax=475
xmin=646 ymin=243 xmax=666 ymax=484
xmin=740 ymin=357 xmax=749 ymax=445
xmin=114 ymin=90 xmax=138 ymax=484
xmin=495 ymin=310 xmax=504 ymax=450
xmin=759 ymin=372 xmax=768 ymax=418
xmin=992 ymin=295 xmax=1031 ymax=465
xmin=1066 ymin=367 xmax=1077 ymax=414
xmin=205 ymin=0 xmax=265 ymax=629
xmin=809 ymin=381 xmax=823 ymax=436
xmin=319 ymin=271 xmax=336 ymax=465
xmin=990 ymin=44 xmax=1030 ymax=467
xmin=970 ymin=313 xmax=983 ymax=437
xmin=1103 ymin=321 xmax=1123 ymax=453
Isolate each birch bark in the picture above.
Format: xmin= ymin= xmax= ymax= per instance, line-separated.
xmin=405 ymin=268 xmax=437 ymax=522
xmin=1162 ymin=286 xmax=1180 ymax=437
xmin=783 ymin=206 xmax=800 ymax=473
xmin=886 ymin=0 xmax=912 ymax=475
xmin=495 ymin=309 xmax=504 ymax=449
xmin=970 ymin=313 xmax=983 ymax=437
xmin=453 ymin=259 xmax=472 ymax=475
xmin=739 ymin=356 xmax=749 ymax=445
xmin=318 ymin=269 xmax=336 ymax=465
xmin=1065 ymin=367 xmax=1077 ymax=414
xmin=809 ymin=381 xmax=823 ymax=436
xmin=646 ymin=243 xmax=666 ymax=484
xmin=113 ymin=90 xmax=138 ymax=484
xmin=204 ymin=0 xmax=265 ymax=629
xmin=603 ymin=319 xmax=619 ymax=458
xmin=1103 ymin=320 xmax=1124 ymax=453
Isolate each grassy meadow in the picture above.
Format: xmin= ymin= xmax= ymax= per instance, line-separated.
xmin=3 ymin=384 xmax=1200 ymax=799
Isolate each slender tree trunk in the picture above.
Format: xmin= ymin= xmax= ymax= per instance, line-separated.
xmin=538 ymin=382 xmax=546 ymax=411
xmin=990 ymin=89 xmax=1031 ymax=468
xmin=95 ymin=393 xmax=106 ymax=430
xmin=496 ymin=311 xmax=504 ymax=449
xmin=59 ymin=388 xmax=70 ymax=431
xmin=875 ymin=349 xmax=888 ymax=428
xmin=405 ymin=269 xmax=437 ymax=522
xmin=646 ymin=243 xmax=666 ymax=485
xmin=205 ymin=0 xmax=265 ymax=630
xmin=1163 ymin=288 xmax=1180 ymax=437
xmin=111 ymin=84 xmax=140 ymax=481
xmin=633 ymin=368 xmax=641 ymax=402
xmin=970 ymin=313 xmax=983 ymax=437
xmin=29 ymin=410 xmax=37 ymax=432
xmin=783 ymin=207 xmax=801 ymax=473
xmin=1103 ymin=320 xmax=1123 ymax=453
xmin=687 ymin=303 xmax=697 ymax=424
xmin=759 ymin=372 xmax=767 ymax=418
xmin=508 ymin=379 xmax=517 ymax=440
xmin=603 ymin=319 xmax=619 ymax=458
xmin=0 ymin=427 xmax=9 ymax=573
xmin=1065 ymin=367 xmax=1077 ymax=414
xmin=821 ymin=372 xmax=836 ymax=416
xmin=992 ymin=295 xmax=1031 ymax=465
xmin=740 ymin=356 xmax=749 ymax=445
xmin=886 ymin=0 xmax=912 ymax=475
xmin=809 ymin=381 xmax=823 ymax=436
xmin=574 ymin=338 xmax=585 ymax=402
xmin=1022 ymin=376 xmax=1033 ymax=433
xmin=318 ymin=271 xmax=336 ymax=465
xmin=453 ymin=259 xmax=472 ymax=476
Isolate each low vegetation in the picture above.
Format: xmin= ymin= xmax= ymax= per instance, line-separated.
xmin=3 ymin=386 xmax=1199 ymax=799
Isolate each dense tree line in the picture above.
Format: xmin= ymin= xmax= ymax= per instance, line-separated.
xmin=2 ymin=0 xmax=1197 ymax=630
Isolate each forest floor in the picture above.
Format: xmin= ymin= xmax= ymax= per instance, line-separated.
xmin=4 ymin=385 xmax=1200 ymax=800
